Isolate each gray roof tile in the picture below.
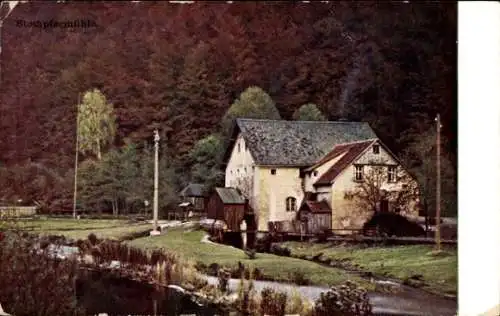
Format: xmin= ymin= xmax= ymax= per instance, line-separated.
xmin=235 ymin=119 xmax=378 ymax=166
xmin=180 ymin=183 xmax=208 ymax=197
xmin=215 ymin=187 xmax=246 ymax=204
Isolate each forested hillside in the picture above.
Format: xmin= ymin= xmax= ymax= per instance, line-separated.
xmin=0 ymin=1 xmax=457 ymax=215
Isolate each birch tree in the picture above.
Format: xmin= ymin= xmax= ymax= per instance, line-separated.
xmin=77 ymin=89 xmax=116 ymax=160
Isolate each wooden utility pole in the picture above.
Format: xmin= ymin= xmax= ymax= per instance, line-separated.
xmin=435 ymin=114 xmax=442 ymax=251
xmin=151 ymin=129 xmax=160 ymax=236
xmin=73 ymin=93 xmax=81 ymax=219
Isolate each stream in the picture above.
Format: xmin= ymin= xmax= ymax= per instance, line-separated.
xmin=204 ymin=276 xmax=457 ymax=316
xmin=43 ymin=241 xmax=457 ymax=316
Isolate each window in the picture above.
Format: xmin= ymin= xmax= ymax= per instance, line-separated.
xmin=286 ymin=197 xmax=297 ymax=212
xmin=271 ymin=169 xmax=276 ymax=175
xmin=388 ymin=166 xmax=396 ymax=182
xmin=373 ymin=144 xmax=380 ymax=154
xmin=354 ymin=165 xmax=364 ymax=181
xmin=244 ymin=167 xmax=247 ymax=173
xmin=238 ymin=143 xmax=241 ymax=152
xmin=313 ymin=171 xmax=318 ymax=177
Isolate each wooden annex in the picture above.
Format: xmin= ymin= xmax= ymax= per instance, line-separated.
xmin=206 ymin=187 xmax=247 ymax=232
xmin=179 ymin=183 xmax=209 ymax=216
xmin=298 ymin=200 xmax=332 ymax=234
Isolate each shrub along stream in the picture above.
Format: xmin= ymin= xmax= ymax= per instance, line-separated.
xmin=0 ymin=229 xmax=375 ymax=316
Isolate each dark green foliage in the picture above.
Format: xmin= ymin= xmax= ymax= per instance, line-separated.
xmin=260 ymin=287 xmax=288 ymax=316
xmin=255 ymin=234 xmax=273 ymax=253
xmin=221 ymin=86 xmax=282 ymax=138
xmin=290 ymin=271 xmax=311 ymax=286
xmin=293 ymin=103 xmax=327 ymax=121
xmin=314 ymin=281 xmax=373 ymax=316
xmin=402 ymin=129 xmax=457 ymax=218
xmin=187 ymin=134 xmax=225 ymax=190
xmin=78 ymin=142 xmax=178 ymax=215
xmin=362 ymin=212 xmax=426 ymax=237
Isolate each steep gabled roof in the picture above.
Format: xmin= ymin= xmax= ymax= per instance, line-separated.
xmin=224 ymin=119 xmax=378 ymax=167
xmin=214 ymin=187 xmax=246 ymax=204
xmin=180 ymin=183 xmax=208 ymax=197
xmin=314 ymin=140 xmax=375 ymax=186
xmin=306 ymin=139 xmax=377 ymax=171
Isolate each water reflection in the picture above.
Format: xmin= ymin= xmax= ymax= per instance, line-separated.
xmin=76 ymin=270 xmax=221 ymax=316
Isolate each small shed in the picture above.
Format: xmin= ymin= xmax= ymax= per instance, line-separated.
xmin=179 ymin=183 xmax=209 ymax=214
xmin=298 ymin=200 xmax=332 ymax=234
xmin=207 ymin=187 xmax=247 ymax=232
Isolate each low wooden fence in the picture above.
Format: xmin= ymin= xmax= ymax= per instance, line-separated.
xmin=326 ymin=235 xmax=457 ymax=245
xmin=232 ymin=229 xmax=457 ymax=245
xmin=0 ymin=206 xmax=37 ymax=218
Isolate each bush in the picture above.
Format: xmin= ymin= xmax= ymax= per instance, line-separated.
xmin=217 ymin=268 xmax=231 ymax=293
xmin=290 ymin=270 xmax=311 ymax=285
xmin=260 ymin=287 xmax=287 ymax=316
xmin=362 ymin=212 xmax=425 ymax=237
xmin=314 ymin=281 xmax=373 ymax=316
xmin=270 ymin=244 xmax=291 ymax=257
xmin=255 ymin=234 xmax=273 ymax=253
xmin=286 ymin=289 xmax=314 ymax=316
xmin=0 ymin=231 xmax=85 ymax=316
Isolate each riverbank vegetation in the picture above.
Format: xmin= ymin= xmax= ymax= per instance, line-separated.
xmin=279 ymin=241 xmax=457 ymax=296
xmin=0 ymin=230 xmax=84 ymax=316
xmin=9 ymin=219 xmax=371 ymax=289
xmin=127 ymin=228 xmax=374 ymax=290
xmin=0 ymin=226 xmax=374 ymax=316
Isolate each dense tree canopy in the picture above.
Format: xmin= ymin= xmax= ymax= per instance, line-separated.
xmin=221 ymin=86 xmax=282 ymax=137
xmin=292 ymin=103 xmax=327 ymax=121
xmin=0 ymin=2 xmax=457 ymax=213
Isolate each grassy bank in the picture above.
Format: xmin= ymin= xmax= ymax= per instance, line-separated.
xmin=10 ymin=218 xmax=152 ymax=241
xmin=126 ymin=229 xmax=373 ymax=290
xmin=280 ymin=241 xmax=457 ymax=296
